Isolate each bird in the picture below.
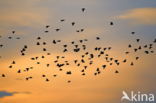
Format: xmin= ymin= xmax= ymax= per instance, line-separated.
xmin=110 ymin=21 xmax=114 ymax=25
xmin=47 ymin=53 xmax=51 ymax=55
xmin=12 ymin=31 xmax=15 ymax=34
xmin=71 ymin=41 xmax=75 ymax=44
xmin=131 ymin=32 xmax=135 ymax=35
xmin=76 ymin=30 xmax=80 ymax=32
xmin=55 ymin=29 xmax=60 ymax=32
xmin=123 ymin=59 xmax=127 ymax=63
xmin=26 ymin=78 xmax=29 ymax=81
xmin=81 ymin=8 xmax=85 ymax=12
xmin=0 ymin=44 xmax=3 ymax=48
xmin=115 ymin=70 xmax=119 ymax=73
xmin=43 ymin=42 xmax=46 ymax=45
xmin=21 ymin=53 xmax=25 ymax=56
xmin=144 ymin=45 xmax=148 ymax=48
xmin=8 ymin=37 xmax=12 ymax=39
xmin=67 ymin=80 xmax=71 ymax=83
xmin=45 ymin=78 xmax=49 ymax=82
xmin=45 ymin=30 xmax=49 ymax=33
xmin=46 ymin=25 xmax=50 ymax=28
xmin=145 ymin=51 xmax=149 ymax=54
xmin=136 ymin=57 xmax=139 ymax=60
xmin=82 ymin=73 xmax=85 ymax=76
xmin=41 ymin=56 xmax=45 ymax=58
xmin=66 ymin=71 xmax=72 ymax=75
xmin=108 ymin=47 xmax=112 ymax=50
xmin=46 ymin=64 xmax=50 ymax=67
xmin=9 ymin=65 xmax=13 ymax=68
xmin=24 ymin=45 xmax=27 ymax=48
xmin=12 ymin=61 xmax=16 ymax=64
xmin=53 ymin=74 xmax=57 ymax=77
xmin=74 ymin=48 xmax=80 ymax=52
xmin=96 ymin=37 xmax=100 ymax=40
xmin=136 ymin=39 xmax=140 ymax=42
xmin=1 ymin=74 xmax=5 ymax=77
xmin=81 ymin=29 xmax=84 ymax=32
xmin=63 ymin=49 xmax=68 ymax=52
xmin=16 ymin=37 xmax=20 ymax=39
xmin=128 ymin=44 xmax=132 ymax=48
xmin=63 ymin=45 xmax=67 ymax=47
xmin=36 ymin=42 xmax=40 ymax=45
xmin=53 ymin=40 xmax=57 ymax=44
xmin=43 ymin=48 xmax=46 ymax=51
xmin=17 ymin=70 xmax=21 ymax=73
xmin=130 ymin=62 xmax=134 ymax=66
xmin=153 ymin=38 xmax=156 ymax=43
xmin=134 ymin=48 xmax=138 ymax=52
xmin=102 ymin=65 xmax=106 ymax=69
xmin=37 ymin=37 xmax=41 ymax=40
xmin=57 ymin=40 xmax=61 ymax=42
xmin=60 ymin=19 xmax=65 ymax=22
xmin=138 ymin=46 xmax=141 ymax=50
xmin=71 ymin=22 xmax=75 ymax=26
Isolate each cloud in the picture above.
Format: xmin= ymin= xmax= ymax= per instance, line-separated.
xmin=0 ymin=11 xmax=48 ymax=26
xmin=0 ymin=91 xmax=31 ymax=98
xmin=118 ymin=8 xmax=156 ymax=25
xmin=0 ymin=0 xmax=50 ymax=28
xmin=0 ymin=91 xmax=15 ymax=98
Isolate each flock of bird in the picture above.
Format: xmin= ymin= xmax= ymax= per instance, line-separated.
xmin=0 ymin=8 xmax=156 ymax=83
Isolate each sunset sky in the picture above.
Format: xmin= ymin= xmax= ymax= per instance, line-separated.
xmin=0 ymin=0 xmax=156 ymax=103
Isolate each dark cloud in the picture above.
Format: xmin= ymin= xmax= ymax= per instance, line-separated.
xmin=0 ymin=91 xmax=14 ymax=98
xmin=0 ymin=91 xmax=31 ymax=98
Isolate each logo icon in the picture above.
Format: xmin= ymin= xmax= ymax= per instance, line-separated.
xmin=121 ymin=90 xmax=155 ymax=102
xmin=121 ymin=91 xmax=131 ymax=101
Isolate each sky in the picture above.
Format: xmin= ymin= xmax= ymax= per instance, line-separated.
xmin=0 ymin=0 xmax=156 ymax=103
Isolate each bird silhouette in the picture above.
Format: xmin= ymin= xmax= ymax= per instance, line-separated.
xmin=12 ymin=31 xmax=15 ymax=34
xmin=71 ymin=22 xmax=75 ymax=26
xmin=110 ymin=21 xmax=114 ymax=25
xmin=131 ymin=32 xmax=135 ymax=35
xmin=82 ymin=8 xmax=85 ymax=12
xmin=60 ymin=19 xmax=65 ymax=22
xmin=1 ymin=74 xmax=6 ymax=77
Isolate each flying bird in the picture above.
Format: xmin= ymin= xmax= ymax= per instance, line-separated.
xmin=110 ymin=21 xmax=114 ymax=26
xmin=81 ymin=8 xmax=86 ymax=12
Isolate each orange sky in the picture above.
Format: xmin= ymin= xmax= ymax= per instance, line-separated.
xmin=0 ymin=0 xmax=156 ymax=103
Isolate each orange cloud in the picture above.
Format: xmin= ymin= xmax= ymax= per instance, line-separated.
xmin=118 ymin=8 xmax=156 ymax=25
xmin=0 ymin=0 xmax=51 ymax=29
xmin=0 ymin=11 xmax=48 ymax=26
